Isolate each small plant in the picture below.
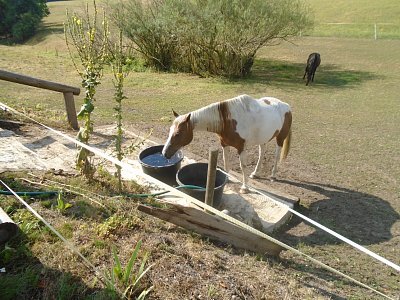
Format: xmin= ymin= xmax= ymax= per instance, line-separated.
xmin=97 ymin=213 xmax=140 ymax=237
xmin=105 ymin=241 xmax=153 ymax=299
xmin=55 ymin=193 xmax=73 ymax=212
xmin=64 ymin=0 xmax=109 ymax=178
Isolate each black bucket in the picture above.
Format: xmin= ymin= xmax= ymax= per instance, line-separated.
xmin=138 ymin=145 xmax=183 ymax=186
xmin=176 ymin=162 xmax=228 ymax=207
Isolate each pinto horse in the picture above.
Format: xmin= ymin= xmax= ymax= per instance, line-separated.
xmin=162 ymin=94 xmax=292 ymax=193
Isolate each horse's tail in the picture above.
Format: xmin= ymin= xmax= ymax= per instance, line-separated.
xmin=280 ymin=127 xmax=292 ymax=162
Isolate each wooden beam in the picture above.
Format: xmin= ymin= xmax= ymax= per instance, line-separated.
xmin=0 ymin=69 xmax=80 ymax=95
xmin=63 ymin=92 xmax=79 ymax=130
xmin=205 ymin=149 xmax=219 ymax=207
xmin=0 ymin=69 xmax=80 ymax=130
xmin=138 ymin=203 xmax=283 ymax=256
xmin=0 ymin=207 xmax=18 ymax=244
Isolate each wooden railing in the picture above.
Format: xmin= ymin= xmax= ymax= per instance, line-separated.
xmin=0 ymin=69 xmax=80 ymax=130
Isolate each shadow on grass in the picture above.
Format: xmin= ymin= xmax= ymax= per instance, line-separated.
xmin=0 ymin=22 xmax=64 ymax=46
xmin=228 ymin=59 xmax=381 ymax=89
xmin=0 ymin=232 xmax=113 ymax=300
xmin=26 ymin=22 xmax=65 ymax=46
xmin=274 ymin=180 xmax=400 ymax=247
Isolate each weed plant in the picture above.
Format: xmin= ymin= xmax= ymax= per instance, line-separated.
xmin=64 ymin=0 xmax=109 ymax=178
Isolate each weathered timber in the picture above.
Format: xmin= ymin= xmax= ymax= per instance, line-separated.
xmin=0 ymin=69 xmax=80 ymax=130
xmin=63 ymin=92 xmax=79 ymax=130
xmin=138 ymin=203 xmax=283 ymax=256
xmin=0 ymin=207 xmax=18 ymax=243
xmin=0 ymin=119 xmax=25 ymax=130
xmin=0 ymin=70 xmax=80 ymax=95
xmin=205 ymin=149 xmax=219 ymax=207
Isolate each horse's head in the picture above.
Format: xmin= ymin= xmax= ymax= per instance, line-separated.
xmin=162 ymin=110 xmax=193 ymax=159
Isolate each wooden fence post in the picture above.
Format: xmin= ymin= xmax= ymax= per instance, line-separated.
xmin=0 ymin=69 xmax=80 ymax=130
xmin=63 ymin=92 xmax=79 ymax=130
xmin=205 ymin=149 xmax=219 ymax=207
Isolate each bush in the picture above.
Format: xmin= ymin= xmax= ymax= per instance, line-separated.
xmin=110 ymin=0 xmax=312 ymax=77
xmin=0 ymin=0 xmax=49 ymax=43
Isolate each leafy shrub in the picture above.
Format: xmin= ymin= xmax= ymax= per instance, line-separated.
xmin=110 ymin=0 xmax=312 ymax=77
xmin=0 ymin=0 xmax=49 ymax=43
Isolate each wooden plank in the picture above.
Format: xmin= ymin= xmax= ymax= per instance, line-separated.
xmin=0 ymin=207 xmax=18 ymax=243
xmin=205 ymin=149 xmax=219 ymax=207
xmin=63 ymin=92 xmax=79 ymax=130
xmin=138 ymin=203 xmax=283 ymax=256
xmin=0 ymin=69 xmax=80 ymax=95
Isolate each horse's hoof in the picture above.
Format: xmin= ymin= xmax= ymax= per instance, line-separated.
xmin=240 ymin=186 xmax=249 ymax=194
xmin=270 ymin=176 xmax=276 ymax=182
xmin=249 ymin=173 xmax=259 ymax=179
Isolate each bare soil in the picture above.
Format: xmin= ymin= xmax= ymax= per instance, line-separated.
xmin=129 ymin=120 xmax=400 ymax=299
xmin=1 ymin=120 xmax=399 ymax=300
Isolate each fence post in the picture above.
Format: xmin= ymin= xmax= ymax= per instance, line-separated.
xmin=205 ymin=149 xmax=219 ymax=208
xmin=374 ymin=23 xmax=377 ymax=40
xmin=63 ymin=92 xmax=79 ymax=130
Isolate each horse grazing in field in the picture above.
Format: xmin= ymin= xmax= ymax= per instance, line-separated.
xmin=303 ymin=52 xmax=321 ymax=86
xmin=162 ymin=94 xmax=292 ymax=193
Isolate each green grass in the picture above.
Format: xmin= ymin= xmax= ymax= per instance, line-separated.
xmin=304 ymin=0 xmax=400 ymax=38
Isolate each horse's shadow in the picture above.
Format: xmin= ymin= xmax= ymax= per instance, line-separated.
xmin=272 ymin=179 xmax=399 ymax=247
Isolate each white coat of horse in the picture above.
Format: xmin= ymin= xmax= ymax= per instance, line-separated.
xmin=162 ymin=94 xmax=292 ymax=193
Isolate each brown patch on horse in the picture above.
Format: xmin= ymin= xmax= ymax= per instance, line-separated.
xmin=217 ymin=101 xmax=245 ymax=154
xmin=263 ymin=99 xmax=271 ymax=105
xmin=276 ymin=111 xmax=292 ymax=147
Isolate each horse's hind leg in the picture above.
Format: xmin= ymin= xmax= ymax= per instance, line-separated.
xmin=271 ymin=144 xmax=282 ymax=181
xmin=250 ymin=144 xmax=266 ymax=179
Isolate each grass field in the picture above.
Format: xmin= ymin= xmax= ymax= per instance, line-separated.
xmin=0 ymin=1 xmax=399 ymax=299
xmin=305 ymin=0 xmax=400 ymax=38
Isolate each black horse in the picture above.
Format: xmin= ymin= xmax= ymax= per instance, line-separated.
xmin=303 ymin=53 xmax=321 ymax=86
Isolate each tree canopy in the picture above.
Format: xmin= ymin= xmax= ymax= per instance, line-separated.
xmin=0 ymin=0 xmax=49 ymax=43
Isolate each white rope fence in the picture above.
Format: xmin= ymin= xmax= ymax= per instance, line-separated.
xmin=0 ymin=102 xmax=397 ymax=299
xmin=217 ymin=169 xmax=400 ymax=272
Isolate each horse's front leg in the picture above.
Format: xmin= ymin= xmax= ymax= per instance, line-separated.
xmin=239 ymin=151 xmax=249 ymax=193
xmin=250 ymin=144 xmax=266 ymax=179
xmin=271 ymin=144 xmax=282 ymax=181
xmin=222 ymin=146 xmax=230 ymax=173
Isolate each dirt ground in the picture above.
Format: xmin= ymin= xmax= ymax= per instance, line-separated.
xmin=130 ymin=121 xmax=400 ymax=298
xmin=1 ymin=120 xmax=399 ymax=299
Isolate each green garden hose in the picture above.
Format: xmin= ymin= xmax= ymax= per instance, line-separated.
xmin=0 ymin=190 xmax=59 ymax=196
xmin=0 ymin=185 xmax=204 ymax=199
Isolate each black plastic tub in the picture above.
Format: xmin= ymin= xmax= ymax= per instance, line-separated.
xmin=138 ymin=145 xmax=184 ymax=186
xmin=176 ymin=162 xmax=228 ymax=207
